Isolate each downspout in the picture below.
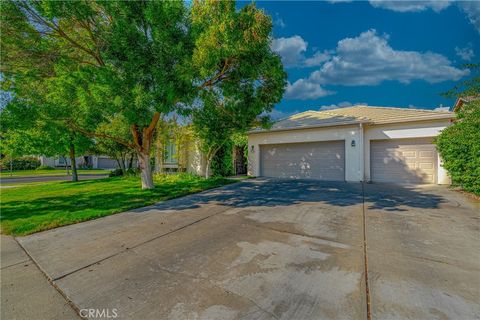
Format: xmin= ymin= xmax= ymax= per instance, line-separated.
xmin=359 ymin=123 xmax=365 ymax=182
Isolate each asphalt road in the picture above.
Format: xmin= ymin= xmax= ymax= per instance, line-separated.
xmin=0 ymin=174 xmax=109 ymax=184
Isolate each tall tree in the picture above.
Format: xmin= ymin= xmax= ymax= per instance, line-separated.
xmin=1 ymin=0 xmax=285 ymax=188
xmin=0 ymin=99 xmax=93 ymax=181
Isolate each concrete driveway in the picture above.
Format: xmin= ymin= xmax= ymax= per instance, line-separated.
xmin=12 ymin=179 xmax=480 ymax=319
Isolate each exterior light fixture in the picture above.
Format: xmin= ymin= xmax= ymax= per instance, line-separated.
xmin=351 ymin=140 xmax=356 ymax=147
xmin=251 ymin=145 xmax=254 ymax=152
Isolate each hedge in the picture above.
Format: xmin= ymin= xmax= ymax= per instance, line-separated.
xmin=435 ymin=101 xmax=480 ymax=195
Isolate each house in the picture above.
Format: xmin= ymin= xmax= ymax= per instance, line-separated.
xmin=39 ymin=155 xmax=118 ymax=169
xmin=157 ymin=136 xmax=247 ymax=176
xmin=453 ymin=96 xmax=479 ymax=112
xmin=248 ymin=106 xmax=455 ymax=184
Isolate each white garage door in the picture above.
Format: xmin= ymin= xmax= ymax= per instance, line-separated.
xmin=260 ymin=140 xmax=345 ymax=181
xmin=371 ymin=138 xmax=437 ymax=184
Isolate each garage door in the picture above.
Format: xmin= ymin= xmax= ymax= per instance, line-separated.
xmin=260 ymin=140 xmax=345 ymax=180
xmin=371 ymin=138 xmax=437 ymax=184
xmin=97 ymin=157 xmax=118 ymax=169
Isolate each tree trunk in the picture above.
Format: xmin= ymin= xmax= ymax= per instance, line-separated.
xmin=131 ymin=112 xmax=160 ymax=189
xmin=69 ymin=143 xmax=78 ymax=182
xmin=117 ymin=155 xmax=126 ymax=174
xmin=204 ymin=146 xmax=220 ymax=179
xmin=128 ymin=153 xmax=134 ymax=170
xmin=62 ymin=156 xmax=70 ymax=175
xmin=137 ymin=150 xmax=154 ymax=189
xmin=205 ymin=157 xmax=212 ymax=179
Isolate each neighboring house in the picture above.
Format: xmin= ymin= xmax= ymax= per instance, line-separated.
xmin=453 ymin=96 xmax=479 ymax=112
xmin=158 ymin=140 xmax=247 ymax=176
xmin=248 ymin=106 xmax=455 ymax=184
xmin=39 ymin=155 xmax=118 ymax=169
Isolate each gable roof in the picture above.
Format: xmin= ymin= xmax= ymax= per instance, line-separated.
xmin=453 ymin=96 xmax=479 ymax=112
xmin=251 ymin=106 xmax=455 ymax=133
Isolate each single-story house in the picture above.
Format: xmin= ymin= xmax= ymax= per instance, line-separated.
xmin=39 ymin=155 xmax=118 ymax=169
xmin=453 ymin=96 xmax=478 ymax=112
xmin=248 ymin=106 xmax=455 ymax=184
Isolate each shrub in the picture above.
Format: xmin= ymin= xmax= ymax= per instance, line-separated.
xmin=36 ymin=165 xmax=55 ymax=170
xmin=436 ymin=101 xmax=480 ymax=195
xmin=0 ymin=156 xmax=41 ymax=170
xmin=210 ymin=142 xmax=234 ymax=177
xmin=109 ymin=168 xmax=138 ymax=177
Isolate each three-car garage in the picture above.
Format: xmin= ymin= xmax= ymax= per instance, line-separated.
xmin=249 ymin=106 xmax=454 ymax=185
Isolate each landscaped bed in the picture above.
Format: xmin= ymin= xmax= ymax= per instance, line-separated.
xmin=0 ymin=174 xmax=237 ymax=236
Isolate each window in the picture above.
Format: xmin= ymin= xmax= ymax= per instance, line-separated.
xmin=164 ymin=142 xmax=178 ymax=164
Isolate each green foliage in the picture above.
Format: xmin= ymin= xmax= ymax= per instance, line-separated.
xmin=0 ymin=156 xmax=40 ymax=171
xmin=1 ymin=174 xmax=236 ymax=235
xmin=436 ymin=101 xmax=480 ymax=195
xmin=231 ymin=132 xmax=249 ymax=158
xmin=2 ymin=0 xmax=286 ymax=187
xmin=36 ymin=165 xmax=55 ymax=171
xmin=442 ymin=64 xmax=479 ymax=99
xmin=109 ymin=168 xmax=138 ymax=177
xmin=208 ymin=133 xmax=248 ymax=177
xmin=210 ymin=141 xmax=234 ymax=177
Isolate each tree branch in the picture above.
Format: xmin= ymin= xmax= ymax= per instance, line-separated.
xmin=67 ymin=121 xmax=136 ymax=149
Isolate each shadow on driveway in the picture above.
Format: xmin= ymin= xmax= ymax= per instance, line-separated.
xmin=134 ymin=178 xmax=446 ymax=213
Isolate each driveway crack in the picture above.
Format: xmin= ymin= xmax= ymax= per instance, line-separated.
xmin=52 ymin=209 xmax=226 ymax=281
xmin=362 ymin=182 xmax=372 ymax=320
xmin=13 ymin=238 xmax=83 ymax=319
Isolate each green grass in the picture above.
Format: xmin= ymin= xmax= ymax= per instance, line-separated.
xmin=0 ymin=174 xmax=236 ymax=236
xmin=0 ymin=168 xmax=111 ymax=178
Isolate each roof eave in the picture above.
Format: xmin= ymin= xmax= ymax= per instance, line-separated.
xmin=369 ymin=114 xmax=456 ymax=125
xmin=248 ymin=119 xmax=371 ymax=135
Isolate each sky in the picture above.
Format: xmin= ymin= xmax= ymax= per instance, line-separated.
xmin=244 ymin=0 xmax=480 ymax=118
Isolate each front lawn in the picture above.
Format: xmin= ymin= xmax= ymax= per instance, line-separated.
xmin=0 ymin=174 xmax=236 ymax=236
xmin=0 ymin=168 xmax=111 ymax=178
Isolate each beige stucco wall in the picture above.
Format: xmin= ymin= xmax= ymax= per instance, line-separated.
xmin=248 ymin=119 xmax=452 ymax=184
xmin=186 ymin=141 xmax=206 ymax=176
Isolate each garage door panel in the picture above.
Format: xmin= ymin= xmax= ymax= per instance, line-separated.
xmin=260 ymin=141 xmax=345 ymax=181
xmin=371 ymin=138 xmax=437 ymax=184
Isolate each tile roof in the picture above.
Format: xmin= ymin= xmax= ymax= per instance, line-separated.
xmin=252 ymin=105 xmax=455 ymax=133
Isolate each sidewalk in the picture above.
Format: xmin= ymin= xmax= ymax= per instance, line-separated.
xmin=0 ymin=235 xmax=80 ymax=320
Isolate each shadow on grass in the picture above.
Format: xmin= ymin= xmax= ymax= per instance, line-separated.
xmin=0 ymin=176 xmax=233 ymax=235
xmin=1 ymin=177 xmax=446 ymax=235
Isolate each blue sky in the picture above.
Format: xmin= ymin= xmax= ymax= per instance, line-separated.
xmin=246 ymin=1 xmax=479 ymax=117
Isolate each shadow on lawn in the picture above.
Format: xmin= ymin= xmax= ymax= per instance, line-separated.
xmin=1 ymin=177 xmax=446 ymax=234
xmin=135 ymin=178 xmax=446 ymax=213
xmin=0 ymin=178 xmax=231 ymax=224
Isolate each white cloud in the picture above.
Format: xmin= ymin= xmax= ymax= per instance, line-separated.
xmin=273 ymin=13 xmax=286 ymax=28
xmin=455 ymin=45 xmax=475 ymax=61
xmin=457 ymin=1 xmax=480 ymax=34
xmin=284 ymin=80 xmax=334 ymax=100
xmin=304 ymin=51 xmax=331 ymax=67
xmin=434 ymin=106 xmax=450 ymax=111
xmin=318 ymin=101 xmax=368 ymax=111
xmin=271 ymin=36 xmax=308 ymax=67
xmin=271 ymin=36 xmax=330 ymax=68
xmin=368 ymin=1 xmax=452 ymax=12
xmin=328 ymin=1 xmax=480 ymax=33
xmin=266 ymin=108 xmax=298 ymax=120
xmin=309 ymin=29 xmax=469 ymax=86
